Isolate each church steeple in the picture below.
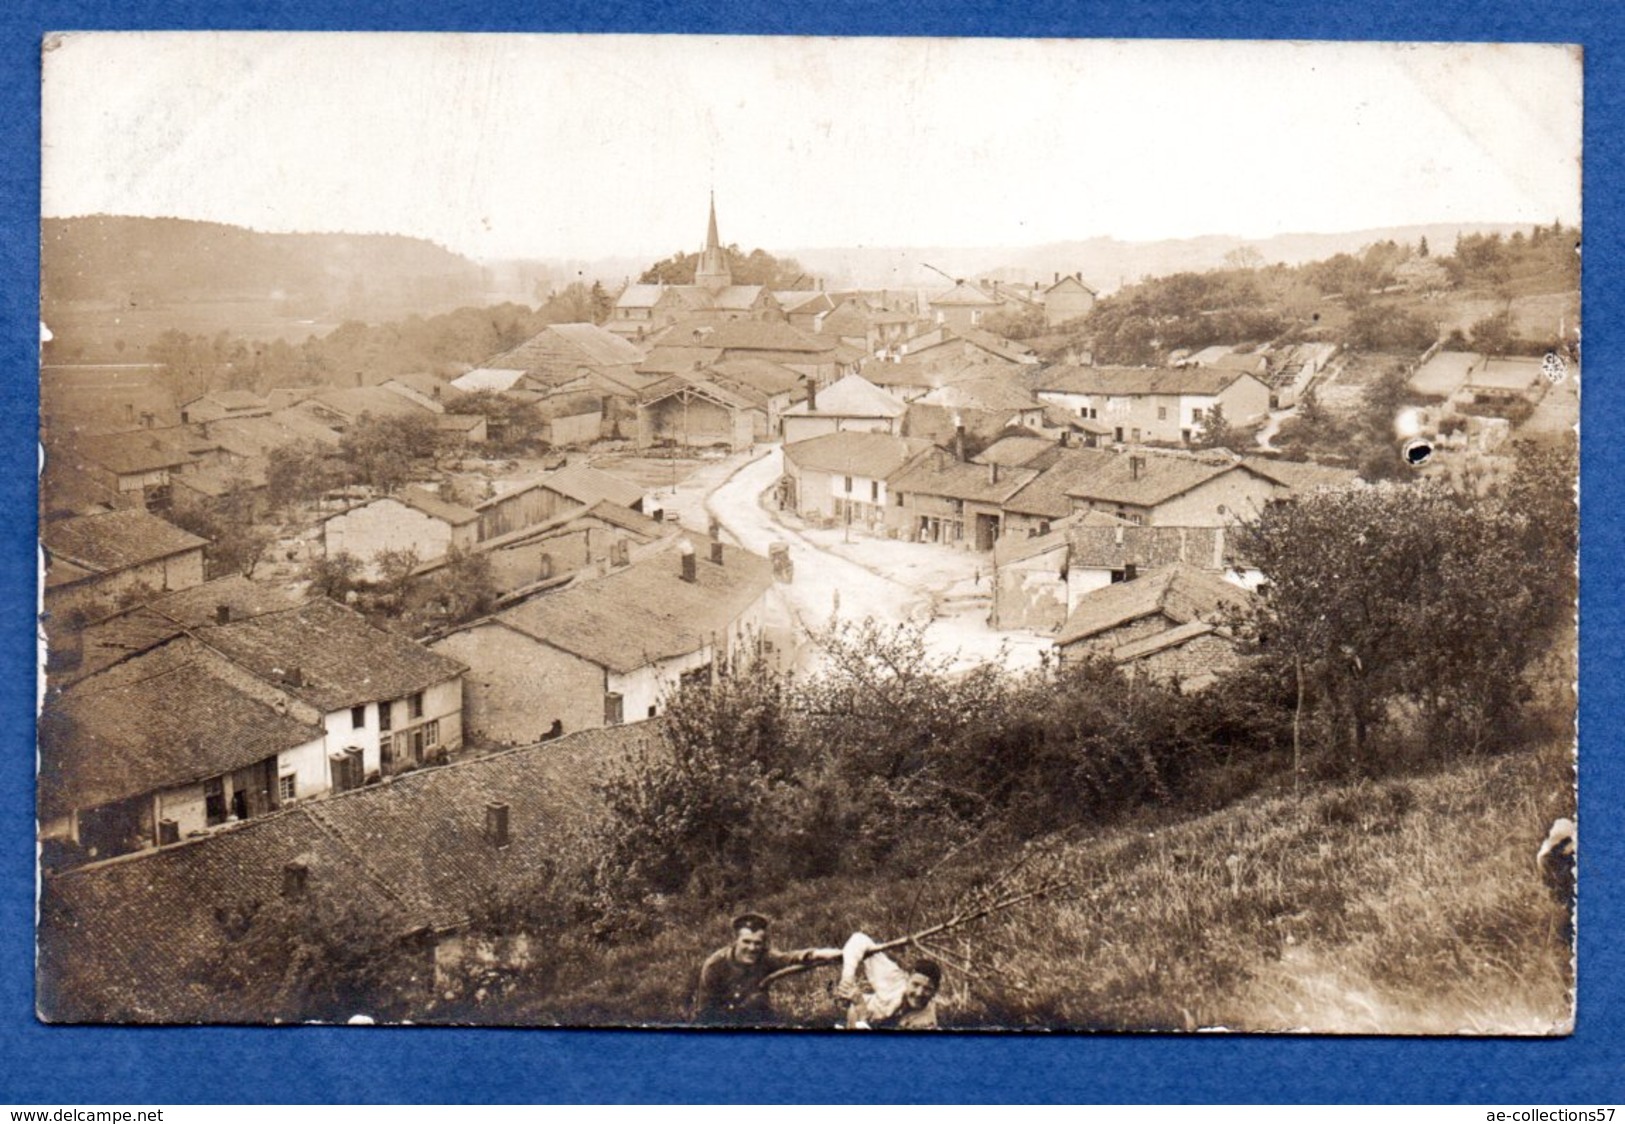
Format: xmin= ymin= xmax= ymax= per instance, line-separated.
xmin=695 ymin=191 xmax=732 ymax=294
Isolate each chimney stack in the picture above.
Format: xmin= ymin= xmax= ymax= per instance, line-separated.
xmin=216 ymin=604 xmax=232 ymax=624
xmin=710 ymin=540 xmax=725 ymax=566
xmin=805 ymin=377 xmax=818 ymax=413
xmin=485 ymin=802 xmax=510 ymax=848
xmin=679 ymin=540 xmax=697 ymax=583
xmin=1060 ymin=429 xmax=1070 ymax=448
xmin=952 ymin=415 xmax=966 ymax=462
xmin=988 ymin=461 xmax=999 ymax=485
xmin=282 ymin=857 xmax=310 ymax=899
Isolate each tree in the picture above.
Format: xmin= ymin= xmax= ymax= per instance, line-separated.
xmin=304 ymin=552 xmax=362 ymax=603
xmin=372 ymin=547 xmax=422 ymax=616
xmin=1418 ymin=235 xmax=1430 ymax=258
xmin=1469 ymin=310 xmax=1516 ymax=357
xmin=638 ymin=245 xmax=810 ymax=289
xmin=267 ymin=439 xmax=349 ymax=510
xmin=338 ymin=412 xmax=440 ymax=492
xmin=1190 ymin=402 xmax=1237 ymax=451
xmin=1235 ymin=484 xmax=1546 ymax=774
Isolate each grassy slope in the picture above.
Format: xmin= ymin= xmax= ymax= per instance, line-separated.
xmin=500 ymin=740 xmax=1573 ymax=1034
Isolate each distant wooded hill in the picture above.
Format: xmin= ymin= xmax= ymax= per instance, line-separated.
xmin=41 ymin=215 xmax=488 ymax=317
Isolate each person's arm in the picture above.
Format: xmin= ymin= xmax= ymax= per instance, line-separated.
xmin=692 ymin=953 xmax=727 ymax=1018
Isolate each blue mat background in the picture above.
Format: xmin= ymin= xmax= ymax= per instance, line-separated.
xmin=0 ymin=2 xmax=1615 ymax=1104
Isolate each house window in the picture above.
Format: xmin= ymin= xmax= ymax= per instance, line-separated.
xmin=894 ymin=493 xmax=904 ymax=507
xmin=409 ymin=691 xmax=424 ymax=720
xmin=333 ymin=749 xmax=365 ymax=793
xmin=1157 ymin=406 xmax=1167 ymax=420
xmin=204 ymin=778 xmax=227 ymax=826
xmin=278 ymin=774 xmax=297 ymax=802
xmin=379 ymin=701 xmax=392 ymax=732
xmin=423 ymin=719 xmax=440 ymax=747
xmin=1192 ymin=408 xmax=1204 ymax=424
xmin=351 ymin=705 xmax=366 ymax=729
xmin=605 ymin=692 xmax=624 ymax=726
xmin=844 ymin=475 xmax=853 ymax=493
xmin=870 ymin=480 xmax=879 ymax=503
xmin=1131 ymin=428 xmax=1140 ymax=442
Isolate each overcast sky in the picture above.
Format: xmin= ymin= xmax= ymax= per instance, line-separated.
xmin=41 ymin=34 xmax=1582 ymax=262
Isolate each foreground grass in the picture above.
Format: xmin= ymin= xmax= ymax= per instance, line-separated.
xmin=477 ymin=740 xmax=1572 ymax=1034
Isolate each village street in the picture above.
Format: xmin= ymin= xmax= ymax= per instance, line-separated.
xmin=700 ymin=446 xmax=1052 ymax=675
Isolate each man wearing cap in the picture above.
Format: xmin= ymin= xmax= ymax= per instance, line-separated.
xmin=834 ymin=931 xmax=942 ymax=1029
xmin=693 ymin=912 xmax=840 ymax=1026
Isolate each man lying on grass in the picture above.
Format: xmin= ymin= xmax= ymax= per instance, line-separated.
xmin=692 ymin=916 xmax=943 ymax=1028
xmin=835 ymin=931 xmax=942 ymax=1030
xmin=693 ymin=912 xmax=841 ymax=1026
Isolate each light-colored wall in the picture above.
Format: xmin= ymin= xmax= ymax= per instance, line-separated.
xmin=325 ymin=499 xmax=464 ymax=577
xmin=431 ymin=624 xmax=607 ymax=745
xmin=543 ymin=411 xmax=603 ymax=448
xmin=1149 ymin=470 xmax=1278 ymax=527
xmin=45 ymin=549 xmax=206 ymax=620
xmin=610 ymin=647 xmax=715 ymax=722
xmin=991 ymin=546 xmax=1069 ymax=632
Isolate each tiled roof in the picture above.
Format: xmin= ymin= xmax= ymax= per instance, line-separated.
xmin=312 ymin=386 xmax=438 ymax=421
xmin=488 ymin=538 xmax=773 ymax=674
xmin=615 ymin=283 xmax=667 ymax=309
xmin=399 ymin=486 xmax=480 ymax=526
xmin=484 ymin=323 xmax=646 ymax=375
xmin=774 ymin=291 xmax=833 ymax=315
xmin=1035 ymin=365 xmax=1251 ymax=397
xmin=185 ymin=389 xmax=269 ymax=412
xmin=1000 ymin=448 xmax=1120 ymax=517
xmin=1056 ymin=564 xmax=1254 ymax=646
xmin=1063 ymin=453 xmax=1256 ymax=508
xmin=888 ymin=453 xmax=1040 ymax=505
xmin=637 ymin=345 xmax=727 ymax=375
xmin=1045 ymin=275 xmax=1097 ymax=296
xmin=524 ymin=463 xmax=644 ymax=510
xmin=867 ymin=358 xmax=982 ymax=391
xmin=638 ymin=375 xmax=759 ymax=412
xmin=709 ymin=358 xmax=803 ymax=398
xmin=952 ymin=328 xmax=1039 ymax=364
xmin=973 ymin=435 xmax=1061 ymax=468
xmin=172 ymin=459 xmax=267 ymax=499
xmin=38 ymin=721 xmax=666 ymax=1022
xmin=919 ymin=376 xmax=1042 ymax=412
xmin=782 ymin=374 xmax=906 ymax=419
xmin=929 ymin=281 xmax=999 ymax=307
xmin=67 ymin=430 xmax=195 ymax=476
xmin=992 ymin=521 xmax=1073 ymax=566
xmin=1238 ymin=456 xmax=1360 ymax=493
xmin=196 ymin=598 xmax=466 ymax=713
xmin=450 ymin=368 xmax=532 ymax=394
xmin=436 ymin=413 xmax=486 ymax=432
xmin=688 ymin=320 xmax=837 ymax=354
xmin=783 ymin=432 xmax=935 ymax=479
xmin=385 ymin=373 xmax=464 ymax=403
xmin=43 ymin=509 xmax=207 ymax=576
xmin=207 ymin=410 xmax=340 ymax=457
xmin=40 ymin=638 xmax=326 ymax=816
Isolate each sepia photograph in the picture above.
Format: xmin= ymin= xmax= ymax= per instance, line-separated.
xmin=35 ymin=33 xmax=1580 ymax=1034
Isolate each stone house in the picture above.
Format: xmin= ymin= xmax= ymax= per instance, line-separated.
xmin=1054 ymin=563 xmax=1255 ymax=691
xmin=1033 ymin=365 xmax=1271 ymax=445
xmin=779 ymin=374 xmax=907 ymax=444
xmin=780 ymin=431 xmax=936 ymax=530
xmin=323 ymin=487 xmax=481 ymax=578
xmin=42 ymin=508 xmax=208 ymax=622
xmin=431 ymin=538 xmax=773 ymax=746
